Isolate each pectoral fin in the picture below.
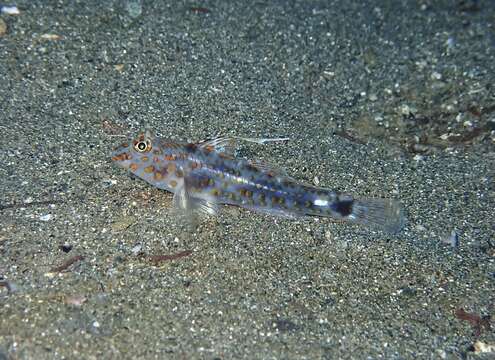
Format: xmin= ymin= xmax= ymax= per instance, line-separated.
xmin=172 ymin=182 xmax=219 ymax=217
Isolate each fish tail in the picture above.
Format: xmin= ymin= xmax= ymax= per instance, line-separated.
xmin=346 ymin=198 xmax=406 ymax=233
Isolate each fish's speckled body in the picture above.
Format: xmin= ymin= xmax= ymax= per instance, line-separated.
xmin=112 ymin=131 xmax=405 ymax=233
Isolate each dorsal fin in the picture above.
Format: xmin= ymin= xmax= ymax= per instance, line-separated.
xmin=198 ymin=136 xmax=289 ymax=155
xmin=246 ymin=159 xmax=299 ymax=183
xmin=198 ymin=137 xmax=236 ymax=155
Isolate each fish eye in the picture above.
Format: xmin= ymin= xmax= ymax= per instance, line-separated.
xmin=135 ymin=139 xmax=151 ymax=152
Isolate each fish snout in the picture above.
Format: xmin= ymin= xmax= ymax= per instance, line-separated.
xmin=111 ymin=143 xmax=133 ymax=165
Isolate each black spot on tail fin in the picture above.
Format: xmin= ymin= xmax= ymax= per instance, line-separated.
xmin=334 ymin=199 xmax=353 ymax=217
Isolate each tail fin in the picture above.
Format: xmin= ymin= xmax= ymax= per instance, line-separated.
xmin=348 ymin=198 xmax=406 ymax=233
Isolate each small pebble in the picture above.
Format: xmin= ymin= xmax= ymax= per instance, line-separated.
xmin=102 ymin=179 xmax=117 ymax=188
xmin=59 ymin=244 xmax=73 ymax=253
xmin=1 ymin=5 xmax=20 ymax=15
xmin=126 ymin=0 xmax=142 ymax=18
xmin=431 ymin=71 xmax=442 ymax=80
xmin=0 ymin=18 xmax=6 ymax=36
xmin=399 ymin=104 xmax=416 ymax=116
xmin=131 ymin=244 xmax=142 ymax=255
xmin=446 ymin=37 xmax=455 ymax=51
xmin=474 ymin=341 xmax=495 ymax=354
xmin=65 ymin=295 xmax=87 ymax=306
xmin=415 ymin=224 xmax=426 ymax=232
xmin=0 ymin=280 xmax=18 ymax=293
xmin=40 ymin=34 xmax=61 ymax=41
xmin=111 ymin=216 xmax=136 ymax=231
xmin=39 ymin=214 xmax=53 ymax=221
xmin=442 ymin=230 xmax=459 ymax=248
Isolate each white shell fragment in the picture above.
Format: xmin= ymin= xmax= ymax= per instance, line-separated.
xmin=40 ymin=33 xmax=61 ymax=41
xmin=1 ymin=5 xmax=20 ymax=15
xmin=39 ymin=214 xmax=53 ymax=221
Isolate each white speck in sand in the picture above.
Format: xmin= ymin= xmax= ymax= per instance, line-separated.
xmin=39 ymin=214 xmax=53 ymax=221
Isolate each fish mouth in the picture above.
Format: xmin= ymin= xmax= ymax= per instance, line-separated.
xmin=111 ymin=152 xmax=132 ymax=162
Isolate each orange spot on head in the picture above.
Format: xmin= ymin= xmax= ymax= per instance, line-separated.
xmin=169 ymin=180 xmax=177 ymax=188
xmin=129 ymin=163 xmax=139 ymax=172
xmin=144 ymin=165 xmax=154 ymax=173
xmin=112 ymin=153 xmax=131 ymax=162
xmin=141 ymin=156 xmax=149 ymax=162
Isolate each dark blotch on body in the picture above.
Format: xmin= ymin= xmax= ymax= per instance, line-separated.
xmin=334 ymin=199 xmax=353 ymax=216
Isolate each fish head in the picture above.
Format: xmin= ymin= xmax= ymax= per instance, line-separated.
xmin=112 ymin=130 xmax=159 ymax=179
